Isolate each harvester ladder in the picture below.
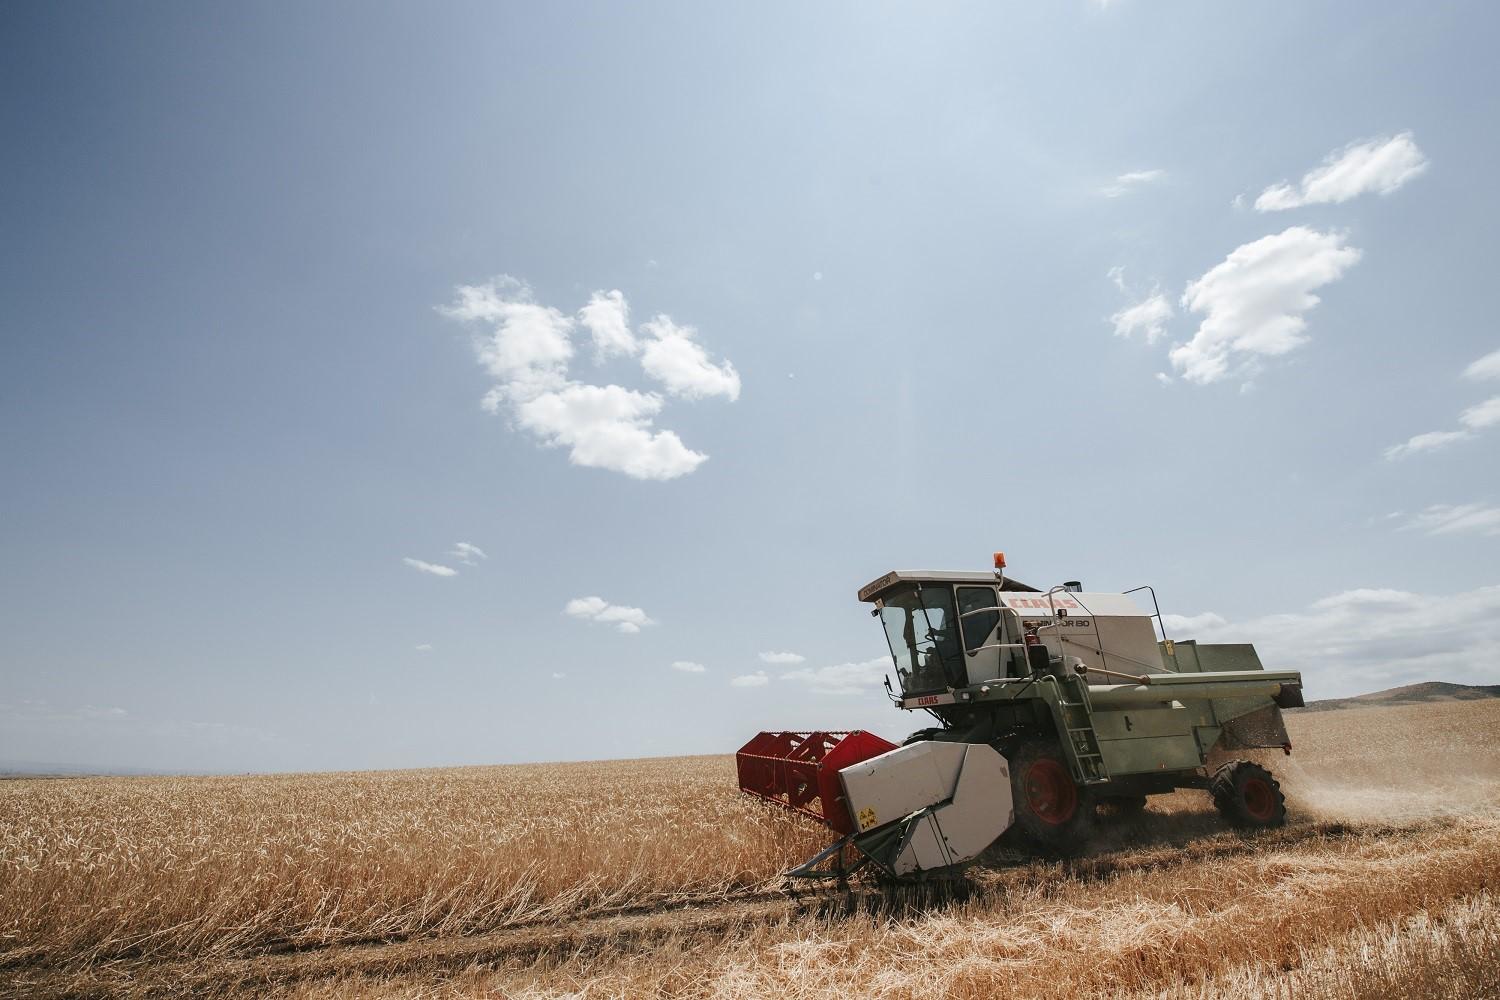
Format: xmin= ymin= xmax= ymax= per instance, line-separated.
xmin=1057 ymin=698 xmax=1110 ymax=784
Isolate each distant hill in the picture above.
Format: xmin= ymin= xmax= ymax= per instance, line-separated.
xmin=0 ymin=760 xmax=168 ymax=779
xmin=1299 ymin=681 xmax=1500 ymax=713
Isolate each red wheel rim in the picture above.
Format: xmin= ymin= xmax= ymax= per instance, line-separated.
xmin=1024 ymin=758 xmax=1078 ymax=825
xmin=1242 ymin=777 xmax=1276 ymax=821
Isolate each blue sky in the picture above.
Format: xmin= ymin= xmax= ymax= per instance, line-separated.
xmin=2 ymin=2 xmax=1497 ymax=772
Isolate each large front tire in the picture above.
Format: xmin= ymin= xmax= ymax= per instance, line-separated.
xmin=1211 ymin=760 xmax=1287 ymax=828
xmin=1007 ymin=740 xmax=1095 ymax=855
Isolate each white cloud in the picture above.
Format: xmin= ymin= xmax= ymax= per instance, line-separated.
xmin=1111 ymin=291 xmax=1173 ymax=344
xmin=1101 ymin=169 xmax=1166 ymax=198
xmin=552 ymin=672 xmax=566 ymax=680
xmin=449 ymin=542 xmax=487 ymax=565
xmin=414 ymin=643 xmax=433 ymax=652
xmin=578 ymin=289 xmax=636 ymax=360
xmin=1161 ymin=611 xmax=1229 ymax=633
xmin=441 ymin=279 xmax=736 ymax=482
xmin=1385 ymin=349 xmax=1500 ymax=459
xmin=1107 ymin=266 xmax=1127 ymax=292
xmin=1463 ymin=349 xmax=1500 ymax=382
xmin=564 ymin=596 xmax=656 ymax=634
xmin=671 ymin=660 xmax=707 ymax=673
xmin=758 ymin=651 xmax=805 ymax=664
xmin=1383 ymin=429 xmax=1474 ymax=461
xmin=1255 ymin=132 xmax=1428 ymax=212
xmin=444 ymin=276 xmax=575 ymax=401
xmin=1383 ymin=355 xmax=1500 ymax=459
xmin=1171 ymin=226 xmax=1361 ymax=384
xmin=781 ymin=657 xmax=890 ymax=695
xmin=639 ymin=316 xmax=741 ymax=401
xmin=1166 ymin=584 xmax=1500 ymax=696
xmin=1460 ymin=396 xmax=1500 ymax=431
xmin=514 ymin=382 xmax=707 ymax=480
xmin=0 ymin=701 xmax=129 ymax=723
xmin=730 ymin=671 xmax=769 ymax=688
xmin=403 ymin=558 xmax=458 ymax=577
xmin=1402 ymin=504 xmax=1500 ymax=538
xmin=78 ymin=705 xmax=129 ymax=720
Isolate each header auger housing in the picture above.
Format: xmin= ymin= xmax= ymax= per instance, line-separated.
xmin=736 ymin=560 xmax=1305 ymax=882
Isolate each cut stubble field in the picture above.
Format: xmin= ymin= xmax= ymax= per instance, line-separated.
xmin=3 ymin=700 xmax=1499 ymax=999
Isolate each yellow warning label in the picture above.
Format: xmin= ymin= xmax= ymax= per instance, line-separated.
xmin=857 ymin=807 xmax=878 ymax=830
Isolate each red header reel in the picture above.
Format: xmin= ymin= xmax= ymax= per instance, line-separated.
xmin=735 ymin=730 xmax=897 ymax=834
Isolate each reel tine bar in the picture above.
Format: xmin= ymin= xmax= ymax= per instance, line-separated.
xmin=736 ymin=730 xmax=897 ymax=834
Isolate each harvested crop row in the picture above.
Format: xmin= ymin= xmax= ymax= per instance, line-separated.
xmin=417 ymin=818 xmax=1500 ymax=1000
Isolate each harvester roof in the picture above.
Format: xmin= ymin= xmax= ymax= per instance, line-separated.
xmin=857 ymin=570 xmax=1040 ymax=603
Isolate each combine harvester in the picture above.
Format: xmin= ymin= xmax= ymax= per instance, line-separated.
xmin=737 ymin=555 xmax=1304 ymax=882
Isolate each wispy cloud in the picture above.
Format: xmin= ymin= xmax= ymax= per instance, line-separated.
xmin=1171 ymin=226 xmax=1361 ymax=384
xmin=1463 ymin=348 xmax=1500 ymax=382
xmin=449 ymin=542 xmax=487 ymax=566
xmin=1462 ymin=396 xmax=1500 ymax=431
xmin=0 ymin=700 xmax=129 ymax=723
xmin=671 ymin=660 xmax=707 ymax=673
xmin=1386 ymin=349 xmax=1500 ymax=460
xmin=440 ymin=278 xmax=737 ymax=481
xmin=729 ymin=671 xmax=769 ymax=688
xmin=414 ymin=643 xmax=433 ymax=652
xmin=758 ymin=651 xmax=805 ymax=664
xmin=403 ymin=557 xmax=458 ymax=577
xmin=1160 ymin=611 xmax=1229 ymax=633
xmin=1161 ymin=584 xmax=1500 ymax=694
xmin=1110 ymin=291 xmax=1173 ymax=344
xmin=1255 ymin=132 xmax=1428 ymax=212
xmin=1384 ymin=429 xmax=1473 ymax=460
xmin=781 ymin=657 xmax=889 ymax=695
xmin=1101 ymin=168 xmax=1166 ymax=198
xmin=1401 ymin=503 xmax=1500 ymax=538
xmin=564 ymin=596 xmax=656 ymax=634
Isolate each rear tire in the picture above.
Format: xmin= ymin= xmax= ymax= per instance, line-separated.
xmin=1007 ymin=740 xmax=1095 ymax=855
xmin=1211 ymin=760 xmax=1286 ymax=828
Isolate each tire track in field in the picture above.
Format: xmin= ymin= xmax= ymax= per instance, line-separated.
xmin=3 ymin=818 xmax=1426 ymax=1000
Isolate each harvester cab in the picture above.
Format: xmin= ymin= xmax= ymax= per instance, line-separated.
xmin=737 ymin=556 xmax=1305 ymax=883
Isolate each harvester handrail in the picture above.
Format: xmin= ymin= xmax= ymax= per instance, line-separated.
xmin=962 ymin=642 xmax=1030 ymax=655
xmin=1074 ymin=663 xmax=1152 ymax=685
xmin=1123 ymin=584 xmax=1174 ymax=649
xmin=960 ymin=606 xmax=1030 ymax=664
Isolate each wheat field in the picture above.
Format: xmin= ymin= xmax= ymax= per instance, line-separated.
xmin=3 ymin=700 xmax=1498 ymax=999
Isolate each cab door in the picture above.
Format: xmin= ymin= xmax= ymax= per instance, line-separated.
xmin=957 ymin=586 xmax=1005 ymax=683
